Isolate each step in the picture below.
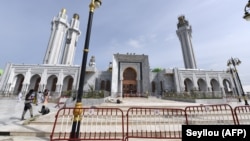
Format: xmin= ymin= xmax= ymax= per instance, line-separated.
xmin=0 ymin=97 xmax=201 ymax=141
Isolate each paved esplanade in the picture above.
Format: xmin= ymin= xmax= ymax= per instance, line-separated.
xmin=0 ymin=97 xmax=58 ymax=141
xmin=0 ymin=96 xmax=245 ymax=141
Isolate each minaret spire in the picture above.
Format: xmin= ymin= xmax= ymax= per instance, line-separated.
xmin=43 ymin=8 xmax=69 ymax=65
xmin=60 ymin=13 xmax=81 ymax=65
xmin=176 ymin=15 xmax=197 ymax=69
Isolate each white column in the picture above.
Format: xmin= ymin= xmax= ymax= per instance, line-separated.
xmin=40 ymin=69 xmax=48 ymax=91
xmin=57 ymin=70 xmax=64 ymax=95
xmin=192 ymin=73 xmax=198 ymax=90
xmin=206 ymin=74 xmax=211 ymax=91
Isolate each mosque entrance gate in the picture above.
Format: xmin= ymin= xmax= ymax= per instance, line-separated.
xmin=123 ymin=67 xmax=137 ymax=97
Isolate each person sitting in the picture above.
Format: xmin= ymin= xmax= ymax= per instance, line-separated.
xmin=39 ymin=105 xmax=50 ymax=115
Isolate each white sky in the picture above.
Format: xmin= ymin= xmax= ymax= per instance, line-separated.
xmin=1 ymin=0 xmax=250 ymax=85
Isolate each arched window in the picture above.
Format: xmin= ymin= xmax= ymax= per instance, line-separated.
xmin=152 ymin=81 xmax=156 ymax=92
xmin=106 ymin=80 xmax=111 ymax=91
xmin=100 ymin=80 xmax=105 ymax=90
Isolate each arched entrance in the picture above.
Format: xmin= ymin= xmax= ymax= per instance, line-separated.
xmin=13 ymin=74 xmax=24 ymax=94
xmin=210 ymin=79 xmax=220 ymax=91
xmin=184 ymin=78 xmax=193 ymax=92
xmin=123 ymin=68 xmax=137 ymax=97
xmin=47 ymin=75 xmax=58 ymax=93
xmin=62 ymin=76 xmax=74 ymax=92
xmin=29 ymin=74 xmax=41 ymax=92
xmin=223 ymin=79 xmax=232 ymax=95
xmin=210 ymin=79 xmax=221 ymax=98
xmin=197 ymin=78 xmax=207 ymax=91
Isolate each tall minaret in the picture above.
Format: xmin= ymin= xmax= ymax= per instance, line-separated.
xmin=43 ymin=8 xmax=69 ymax=65
xmin=176 ymin=15 xmax=197 ymax=69
xmin=60 ymin=14 xmax=81 ymax=65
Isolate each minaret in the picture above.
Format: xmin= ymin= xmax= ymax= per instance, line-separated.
xmin=89 ymin=56 xmax=96 ymax=67
xmin=43 ymin=8 xmax=69 ymax=65
xmin=60 ymin=14 xmax=81 ymax=65
xmin=176 ymin=15 xmax=197 ymax=69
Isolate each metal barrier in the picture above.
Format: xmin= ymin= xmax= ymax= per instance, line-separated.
xmin=124 ymin=107 xmax=186 ymax=141
xmin=50 ymin=107 xmax=124 ymax=141
xmin=185 ymin=104 xmax=236 ymax=125
xmin=50 ymin=104 xmax=247 ymax=141
xmin=234 ymin=106 xmax=250 ymax=125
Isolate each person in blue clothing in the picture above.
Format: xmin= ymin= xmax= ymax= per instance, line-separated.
xmin=21 ymin=89 xmax=34 ymax=120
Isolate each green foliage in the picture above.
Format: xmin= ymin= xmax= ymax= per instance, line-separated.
xmin=0 ymin=69 xmax=3 ymax=76
xmin=162 ymin=91 xmax=223 ymax=100
xmin=82 ymin=84 xmax=104 ymax=98
xmin=83 ymin=90 xmax=104 ymax=98
xmin=152 ymin=68 xmax=162 ymax=72
xmin=61 ymin=90 xmax=73 ymax=97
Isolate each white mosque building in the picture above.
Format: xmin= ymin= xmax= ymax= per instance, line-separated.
xmin=0 ymin=9 xmax=242 ymax=101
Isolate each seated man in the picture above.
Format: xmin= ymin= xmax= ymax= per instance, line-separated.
xmin=39 ymin=105 xmax=50 ymax=115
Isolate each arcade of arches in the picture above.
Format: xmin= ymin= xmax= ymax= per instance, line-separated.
xmin=183 ymin=78 xmax=232 ymax=95
xmin=12 ymin=73 xmax=74 ymax=95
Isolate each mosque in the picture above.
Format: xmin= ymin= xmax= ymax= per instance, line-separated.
xmin=0 ymin=9 xmax=241 ymax=99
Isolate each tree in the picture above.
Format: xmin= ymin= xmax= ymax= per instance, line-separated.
xmin=152 ymin=68 xmax=162 ymax=72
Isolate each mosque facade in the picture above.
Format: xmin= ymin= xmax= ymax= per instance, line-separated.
xmin=0 ymin=9 xmax=241 ymax=99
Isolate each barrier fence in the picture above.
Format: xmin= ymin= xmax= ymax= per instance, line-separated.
xmin=51 ymin=105 xmax=250 ymax=141
xmin=234 ymin=106 xmax=250 ymax=125
xmin=50 ymin=107 xmax=124 ymax=141
xmin=185 ymin=104 xmax=236 ymax=125
xmin=125 ymin=107 xmax=185 ymax=141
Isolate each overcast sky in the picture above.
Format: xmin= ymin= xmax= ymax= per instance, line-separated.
xmin=1 ymin=0 xmax=250 ymax=86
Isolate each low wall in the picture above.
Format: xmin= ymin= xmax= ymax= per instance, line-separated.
xmin=63 ymin=98 xmax=104 ymax=107
xmin=195 ymin=98 xmax=227 ymax=104
xmin=163 ymin=97 xmax=227 ymax=104
xmin=81 ymin=98 xmax=104 ymax=106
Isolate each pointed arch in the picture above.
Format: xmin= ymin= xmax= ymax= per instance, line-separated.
xmin=197 ymin=78 xmax=207 ymax=91
xmin=62 ymin=75 xmax=74 ymax=92
xmin=100 ymin=80 xmax=105 ymax=90
xmin=210 ymin=79 xmax=220 ymax=91
xmin=29 ymin=74 xmax=41 ymax=92
xmin=223 ymin=79 xmax=232 ymax=95
xmin=123 ymin=67 xmax=137 ymax=96
xmin=106 ymin=80 xmax=111 ymax=92
xmin=152 ymin=81 xmax=156 ymax=93
xmin=47 ymin=75 xmax=58 ymax=92
xmin=184 ymin=78 xmax=193 ymax=92
xmin=13 ymin=74 xmax=24 ymax=94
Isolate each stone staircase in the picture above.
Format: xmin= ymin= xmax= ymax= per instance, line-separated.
xmin=3 ymin=97 xmax=199 ymax=141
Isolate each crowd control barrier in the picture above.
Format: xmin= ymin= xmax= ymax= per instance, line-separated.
xmin=50 ymin=104 xmax=250 ymax=141
xmin=185 ymin=104 xmax=236 ymax=125
xmin=234 ymin=106 xmax=250 ymax=125
xmin=124 ymin=107 xmax=186 ymax=141
xmin=50 ymin=107 xmax=124 ymax=141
